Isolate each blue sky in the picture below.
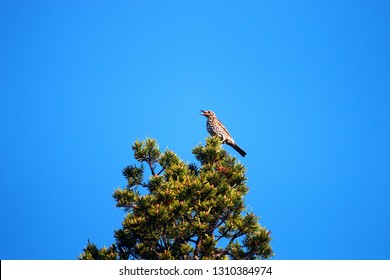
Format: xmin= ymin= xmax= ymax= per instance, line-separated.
xmin=1 ymin=0 xmax=389 ymax=260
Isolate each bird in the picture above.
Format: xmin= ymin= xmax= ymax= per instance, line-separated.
xmin=200 ymin=110 xmax=247 ymax=157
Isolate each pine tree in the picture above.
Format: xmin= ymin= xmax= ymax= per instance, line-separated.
xmin=79 ymin=137 xmax=273 ymax=260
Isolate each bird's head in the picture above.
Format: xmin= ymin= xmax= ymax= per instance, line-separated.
xmin=200 ymin=110 xmax=216 ymax=118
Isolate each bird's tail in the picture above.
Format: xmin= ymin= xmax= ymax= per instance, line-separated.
xmin=228 ymin=143 xmax=247 ymax=157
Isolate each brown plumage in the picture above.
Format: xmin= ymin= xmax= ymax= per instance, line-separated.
xmin=200 ymin=110 xmax=247 ymax=157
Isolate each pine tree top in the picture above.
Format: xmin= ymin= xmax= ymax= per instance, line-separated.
xmin=80 ymin=137 xmax=273 ymax=260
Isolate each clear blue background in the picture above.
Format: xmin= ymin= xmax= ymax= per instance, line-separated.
xmin=1 ymin=0 xmax=389 ymax=260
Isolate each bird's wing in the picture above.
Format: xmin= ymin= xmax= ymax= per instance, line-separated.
xmin=217 ymin=119 xmax=233 ymax=139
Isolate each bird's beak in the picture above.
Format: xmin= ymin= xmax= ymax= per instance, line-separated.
xmin=200 ymin=110 xmax=206 ymax=116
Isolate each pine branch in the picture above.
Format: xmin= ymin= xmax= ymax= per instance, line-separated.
xmin=146 ymin=160 xmax=156 ymax=176
xmin=157 ymin=167 xmax=165 ymax=176
xmin=226 ymin=229 xmax=244 ymax=248
xmin=193 ymin=236 xmax=202 ymax=260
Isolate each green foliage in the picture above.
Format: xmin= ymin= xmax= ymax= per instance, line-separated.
xmin=79 ymin=137 xmax=273 ymax=260
xmin=80 ymin=240 xmax=118 ymax=260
